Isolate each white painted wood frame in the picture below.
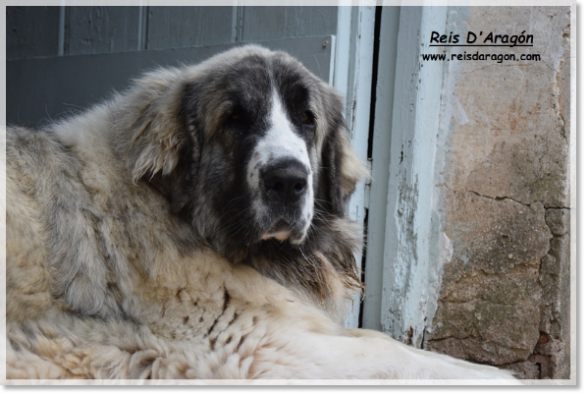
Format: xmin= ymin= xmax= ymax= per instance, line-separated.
xmin=363 ymin=6 xmax=450 ymax=348
xmin=334 ymin=5 xmax=376 ymax=328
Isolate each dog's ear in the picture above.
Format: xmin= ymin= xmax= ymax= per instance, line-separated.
xmin=130 ymin=81 xmax=201 ymax=214
xmin=317 ymin=88 xmax=369 ymax=216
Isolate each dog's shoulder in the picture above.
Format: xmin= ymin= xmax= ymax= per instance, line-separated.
xmin=6 ymin=126 xmax=81 ymax=321
xmin=5 ymin=122 xmax=197 ymax=321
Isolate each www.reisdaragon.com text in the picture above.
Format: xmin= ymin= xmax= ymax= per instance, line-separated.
xmin=421 ymin=52 xmax=541 ymax=63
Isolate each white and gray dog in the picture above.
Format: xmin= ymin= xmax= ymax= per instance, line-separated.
xmin=5 ymin=45 xmax=519 ymax=381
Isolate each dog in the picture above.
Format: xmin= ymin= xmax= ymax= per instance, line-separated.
xmin=4 ymin=45 xmax=519 ymax=381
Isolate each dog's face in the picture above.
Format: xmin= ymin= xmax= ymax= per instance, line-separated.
xmin=131 ymin=46 xmax=365 ymax=261
xmin=191 ymin=53 xmax=318 ymax=247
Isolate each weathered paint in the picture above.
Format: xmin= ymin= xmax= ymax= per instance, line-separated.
xmin=377 ymin=6 xmax=449 ymax=347
xmin=362 ymin=6 xmax=401 ymax=331
xmin=335 ymin=6 xmax=375 ymax=329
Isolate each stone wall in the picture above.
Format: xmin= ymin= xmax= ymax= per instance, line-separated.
xmin=426 ymin=7 xmax=571 ymax=379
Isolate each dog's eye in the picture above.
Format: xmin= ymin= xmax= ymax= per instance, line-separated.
xmin=302 ymin=111 xmax=315 ymax=128
xmin=227 ymin=111 xmax=240 ymax=121
xmin=226 ymin=110 xmax=245 ymax=126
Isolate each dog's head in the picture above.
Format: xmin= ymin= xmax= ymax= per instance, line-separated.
xmin=129 ymin=45 xmax=367 ymax=265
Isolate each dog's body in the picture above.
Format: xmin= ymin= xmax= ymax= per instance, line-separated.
xmin=5 ymin=45 xmax=518 ymax=381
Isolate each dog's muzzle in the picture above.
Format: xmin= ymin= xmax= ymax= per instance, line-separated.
xmin=259 ymin=158 xmax=312 ymax=242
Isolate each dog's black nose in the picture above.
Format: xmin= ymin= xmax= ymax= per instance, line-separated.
xmin=263 ymin=161 xmax=308 ymax=205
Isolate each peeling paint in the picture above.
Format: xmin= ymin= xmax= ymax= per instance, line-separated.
xmin=379 ymin=6 xmax=449 ymax=347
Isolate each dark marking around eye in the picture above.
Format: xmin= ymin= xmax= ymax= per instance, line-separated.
xmin=302 ymin=111 xmax=316 ymax=127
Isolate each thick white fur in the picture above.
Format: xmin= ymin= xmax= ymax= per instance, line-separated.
xmin=5 ymin=45 xmax=520 ymax=382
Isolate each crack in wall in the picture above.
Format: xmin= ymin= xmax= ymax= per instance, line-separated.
xmin=428 ymin=7 xmax=571 ymax=378
xmin=466 ymin=189 xmax=569 ymax=210
xmin=431 ymin=183 xmax=553 ymax=370
xmin=528 ymin=206 xmax=570 ymax=378
xmin=467 ymin=190 xmax=531 ymax=208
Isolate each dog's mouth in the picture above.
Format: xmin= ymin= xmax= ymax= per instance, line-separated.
xmin=259 ymin=219 xmax=306 ymax=244
xmin=261 ymin=229 xmax=292 ymax=242
xmin=260 ymin=219 xmax=293 ymax=242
